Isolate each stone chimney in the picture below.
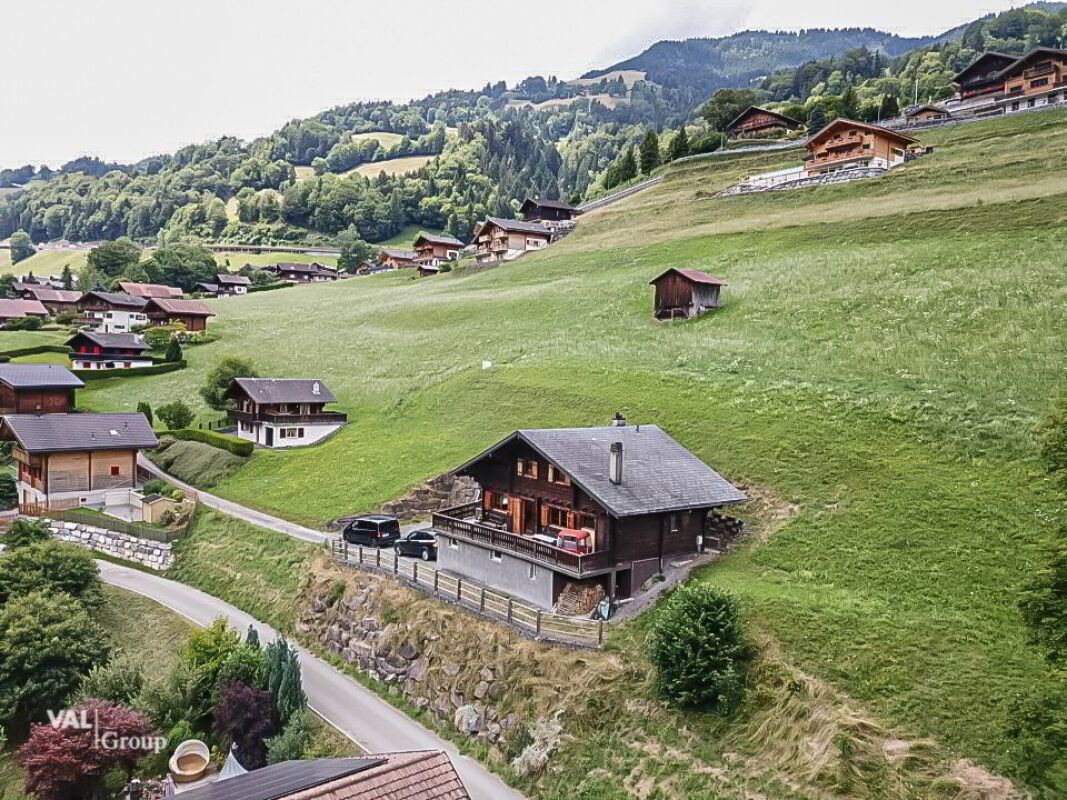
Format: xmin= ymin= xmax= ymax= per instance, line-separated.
xmin=609 ymin=441 xmax=624 ymax=485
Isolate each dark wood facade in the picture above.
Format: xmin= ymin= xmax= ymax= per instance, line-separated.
xmin=726 ymin=106 xmax=803 ymax=139
xmin=650 ymin=268 xmax=725 ymax=320
xmin=0 ymin=386 xmax=74 ymax=415
xmin=519 ymin=199 xmax=581 ymax=224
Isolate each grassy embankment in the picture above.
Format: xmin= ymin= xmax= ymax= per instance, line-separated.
xmin=80 ymin=110 xmax=1067 ymax=791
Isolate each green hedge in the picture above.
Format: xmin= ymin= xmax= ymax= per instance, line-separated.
xmin=73 ymin=360 xmax=186 ymax=380
xmin=163 ymin=427 xmax=253 ymax=457
xmin=248 ymin=282 xmax=295 ymax=293
xmin=0 ymin=344 xmax=71 ymax=363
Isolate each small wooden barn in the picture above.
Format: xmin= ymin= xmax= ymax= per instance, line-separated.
xmin=649 ymin=268 xmax=726 ymax=320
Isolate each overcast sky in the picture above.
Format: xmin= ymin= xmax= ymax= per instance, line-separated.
xmin=2 ymin=0 xmax=1016 ymax=166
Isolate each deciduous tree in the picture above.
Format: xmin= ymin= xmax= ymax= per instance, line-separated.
xmin=9 ymin=231 xmax=35 ymax=264
xmin=0 ymin=541 xmax=101 ymax=606
xmin=200 ymin=358 xmax=258 ymax=411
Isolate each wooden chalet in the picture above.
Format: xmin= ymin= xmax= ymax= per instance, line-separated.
xmin=416 ymin=264 xmax=442 ymax=278
xmin=0 ymin=299 xmax=49 ymax=323
xmin=649 ymin=268 xmax=726 ymax=320
xmin=1 ymin=412 xmax=158 ymax=513
xmin=0 ymin=364 xmax=83 ymax=415
xmin=379 ymin=249 xmax=419 ymax=269
xmin=66 ymin=331 xmax=152 ymax=370
xmin=143 ymin=297 xmax=216 ymax=331
xmin=725 ymin=106 xmax=803 ymax=139
xmin=118 ymin=281 xmax=184 ymax=299
xmin=804 ymin=119 xmax=917 ymax=175
xmin=953 ymin=51 xmax=1018 ymax=100
xmin=433 ymin=417 xmax=746 ymax=609
xmin=266 ymin=262 xmax=340 ymax=282
xmin=519 ymin=198 xmax=582 ymax=228
xmin=76 ymin=291 xmax=149 ymax=333
xmin=905 ymin=104 xmax=951 ymax=121
xmin=413 ymin=233 xmax=463 ymax=266
xmin=19 ymin=286 xmax=82 ymax=314
xmin=226 ymin=377 xmax=347 ymax=448
xmin=215 ymin=273 xmax=251 ymax=295
xmin=1000 ymin=48 xmax=1067 ymax=110
xmin=471 ymin=218 xmax=552 ymax=264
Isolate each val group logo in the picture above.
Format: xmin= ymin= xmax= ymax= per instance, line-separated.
xmin=47 ymin=709 xmax=167 ymax=753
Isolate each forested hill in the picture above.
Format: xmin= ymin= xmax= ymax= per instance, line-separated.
xmin=583 ymin=28 xmax=942 ymax=99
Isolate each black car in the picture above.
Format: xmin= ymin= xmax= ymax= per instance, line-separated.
xmin=394 ymin=528 xmax=437 ymax=561
xmin=342 ymin=515 xmax=401 ymax=547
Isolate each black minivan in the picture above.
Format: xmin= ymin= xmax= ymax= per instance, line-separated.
xmin=342 ymin=515 xmax=402 ymax=547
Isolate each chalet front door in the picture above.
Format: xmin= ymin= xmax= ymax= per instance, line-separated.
xmin=265 ymin=428 xmax=274 ymax=447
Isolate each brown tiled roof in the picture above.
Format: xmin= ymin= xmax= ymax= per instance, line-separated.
xmin=145 ymin=298 xmax=216 ymax=317
xmin=380 ymin=249 xmax=419 ymax=261
xmin=726 ymin=105 xmax=803 ymax=132
xmin=478 ymin=217 xmax=551 ymax=237
xmin=806 ymin=118 xmax=918 ymax=148
xmin=413 ymin=233 xmax=464 ymax=248
xmin=118 ymin=281 xmax=184 ymax=298
xmin=288 ymin=751 xmax=469 ymax=800
xmin=24 ymin=287 xmax=82 ymax=303
xmin=650 ymin=267 xmax=726 ymax=286
xmin=0 ymin=299 xmax=49 ymax=319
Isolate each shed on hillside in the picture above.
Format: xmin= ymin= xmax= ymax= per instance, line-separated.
xmin=649 ymin=268 xmax=726 ymax=320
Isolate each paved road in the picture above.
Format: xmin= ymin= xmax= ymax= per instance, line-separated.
xmin=99 ymin=561 xmax=524 ymax=800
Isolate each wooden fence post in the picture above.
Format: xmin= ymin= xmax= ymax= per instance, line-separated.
xmin=433 ymin=570 xmax=439 ymax=595
xmin=507 ymin=598 xmax=513 ymax=625
xmin=376 ymin=548 xmax=380 ymax=568
xmin=413 ymin=562 xmax=418 ymax=584
xmin=393 ymin=553 xmax=399 ymax=575
xmin=358 ymin=545 xmax=363 ymax=565
xmin=598 ymin=620 xmax=604 ymax=646
xmin=536 ymin=610 xmax=542 ymax=636
xmin=479 ymin=587 xmax=486 ymax=612
xmin=457 ymin=578 xmax=462 ymax=602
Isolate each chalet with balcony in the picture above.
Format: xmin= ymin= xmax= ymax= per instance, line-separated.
xmin=413 ymin=233 xmax=463 ymax=266
xmin=999 ymin=48 xmax=1067 ymax=112
xmin=0 ymin=299 xmax=49 ymax=324
xmin=265 ymin=262 xmax=340 ymax=282
xmin=226 ymin=378 xmax=347 ymax=448
xmin=1 ymin=412 xmax=158 ymax=513
xmin=519 ymin=198 xmax=583 ymax=231
xmin=650 ymin=268 xmax=726 ymax=320
xmin=953 ymin=51 xmax=1018 ymax=101
xmin=77 ymin=291 xmax=149 ymax=333
xmin=804 ymin=119 xmax=917 ymax=176
xmin=66 ymin=331 xmax=152 ymax=370
xmin=118 ymin=281 xmax=184 ymax=299
xmin=379 ymin=249 xmax=419 ymax=269
xmin=143 ymin=297 xmax=216 ymax=332
xmin=0 ymin=364 xmax=83 ymax=415
xmin=471 ymin=218 xmax=551 ymax=264
xmin=18 ymin=286 xmax=81 ymax=314
xmin=725 ymin=106 xmax=803 ymax=139
xmin=432 ymin=417 xmax=747 ymax=610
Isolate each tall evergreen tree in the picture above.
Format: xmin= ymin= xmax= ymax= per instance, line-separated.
xmin=639 ymin=130 xmax=661 ymax=175
xmin=667 ymin=126 xmax=690 ymax=162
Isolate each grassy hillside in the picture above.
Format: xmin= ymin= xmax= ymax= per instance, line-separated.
xmin=349 ymin=155 xmax=435 ymax=178
xmin=79 ymin=110 xmax=1067 ymax=786
xmin=0 ymin=249 xmax=87 ymax=276
xmin=213 ymin=251 xmax=338 ymax=270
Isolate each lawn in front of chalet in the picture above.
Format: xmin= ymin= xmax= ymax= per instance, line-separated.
xmin=76 ymin=110 xmax=1067 ymax=783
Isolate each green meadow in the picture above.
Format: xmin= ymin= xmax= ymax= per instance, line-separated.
xmin=76 ymin=110 xmax=1067 ymax=784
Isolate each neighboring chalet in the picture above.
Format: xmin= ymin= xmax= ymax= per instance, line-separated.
xmin=266 ymin=262 xmax=340 ymax=282
xmin=143 ymin=298 xmax=216 ymax=332
xmin=66 ymin=331 xmax=152 ymax=370
xmin=519 ymin=198 xmax=582 ymax=230
xmin=725 ymin=106 xmax=804 ymax=139
xmin=379 ymin=249 xmax=419 ymax=269
xmin=1 ymin=412 xmax=158 ymax=513
xmin=471 ymin=218 xmax=551 ymax=264
xmin=413 ymin=233 xmax=463 ymax=266
xmin=804 ymin=119 xmax=918 ymax=176
xmin=20 ymin=286 xmax=82 ymax=314
xmin=649 ymin=268 xmax=726 ymax=320
xmin=118 ymin=281 xmax=184 ymax=299
xmin=416 ymin=264 xmax=441 ymax=278
xmin=226 ymin=378 xmax=347 ymax=448
xmin=173 ymin=752 xmax=469 ymax=800
xmin=0 ymin=299 xmax=49 ymax=324
xmin=905 ymin=104 xmax=952 ymax=122
xmin=433 ymin=417 xmax=747 ymax=609
xmin=76 ymin=291 xmax=149 ymax=333
xmin=0 ymin=364 xmax=83 ymax=415
xmin=215 ymin=273 xmax=251 ymax=295
xmin=944 ymin=48 xmax=1067 ymax=116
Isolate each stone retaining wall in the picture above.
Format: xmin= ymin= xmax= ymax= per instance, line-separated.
xmin=48 ymin=521 xmax=174 ymax=570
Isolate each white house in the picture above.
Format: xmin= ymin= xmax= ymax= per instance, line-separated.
xmin=225 ymin=378 xmax=347 ymax=448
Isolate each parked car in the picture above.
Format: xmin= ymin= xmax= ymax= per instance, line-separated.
xmin=342 ymin=515 xmax=401 ymax=547
xmin=394 ymin=528 xmax=437 ymax=561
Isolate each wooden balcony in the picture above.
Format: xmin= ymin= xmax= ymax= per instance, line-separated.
xmin=823 ymin=134 xmax=863 ymax=150
xmin=1024 ymin=63 xmax=1055 ymax=79
xmin=432 ymin=502 xmax=615 ymax=578
xmin=235 ymin=410 xmax=347 ymax=426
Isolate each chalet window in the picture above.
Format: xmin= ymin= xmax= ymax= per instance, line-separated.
xmin=110 ymin=466 xmax=120 ymax=476
xmin=485 ymin=491 xmax=508 ymax=511
xmin=448 ymin=538 xmax=459 ymax=550
xmin=1032 ymin=78 xmax=1049 ymax=88
xmin=528 ymin=563 xmax=536 ymax=580
xmin=546 ymin=506 xmax=571 ymax=529
xmin=669 ymin=513 xmax=680 ymax=532
xmin=546 ymin=465 xmax=570 ymax=486
xmin=578 ymin=514 xmax=596 ymax=531
xmin=490 ymin=550 xmax=503 ymax=563
xmin=516 ymin=459 xmax=539 ymax=479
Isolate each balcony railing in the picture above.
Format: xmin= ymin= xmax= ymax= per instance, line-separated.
xmin=1024 ymin=63 xmax=1055 ymax=79
xmin=431 ymin=502 xmax=614 ymax=577
xmin=236 ymin=410 xmax=348 ymax=425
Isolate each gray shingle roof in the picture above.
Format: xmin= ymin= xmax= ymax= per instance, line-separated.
xmin=459 ymin=424 xmax=746 ymax=517
xmin=414 ymin=232 xmax=464 ymax=247
xmin=520 ymin=198 xmax=581 ymax=214
xmin=66 ymin=331 xmax=149 ymax=351
xmin=228 ymin=378 xmax=337 ymax=405
xmin=0 ymin=364 xmax=84 ymax=389
xmin=482 ymin=217 xmax=552 ymax=236
xmin=217 ymin=273 xmax=252 ymax=285
xmin=80 ymin=291 xmax=149 ymax=309
xmin=1 ymin=413 xmax=158 ymax=453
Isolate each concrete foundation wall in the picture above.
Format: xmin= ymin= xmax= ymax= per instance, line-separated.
xmin=436 ymin=535 xmax=557 ymax=609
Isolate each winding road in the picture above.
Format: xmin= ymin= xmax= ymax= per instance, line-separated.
xmin=99 ymin=561 xmax=525 ymax=800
